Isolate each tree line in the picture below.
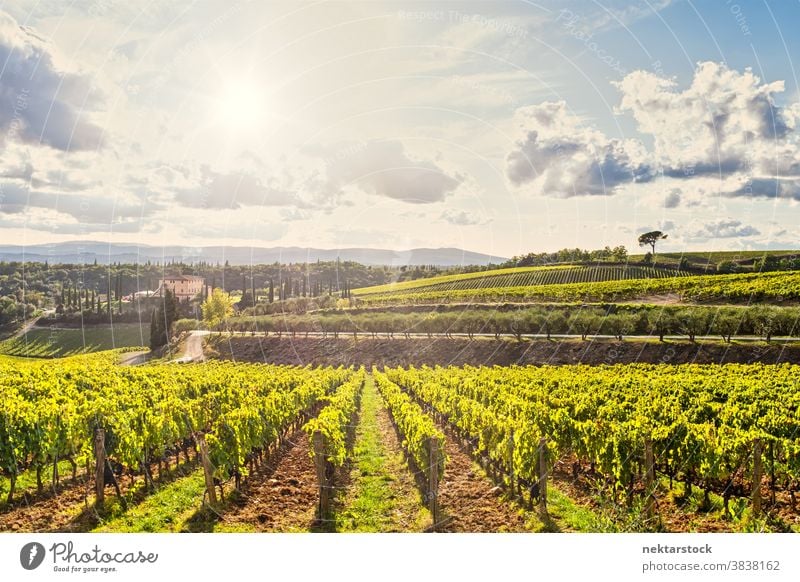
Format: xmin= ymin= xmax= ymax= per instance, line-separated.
xmin=215 ymin=304 xmax=800 ymax=342
xmin=501 ymin=245 xmax=629 ymax=268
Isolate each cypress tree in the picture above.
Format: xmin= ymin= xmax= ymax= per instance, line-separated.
xmin=149 ymin=308 xmax=163 ymax=349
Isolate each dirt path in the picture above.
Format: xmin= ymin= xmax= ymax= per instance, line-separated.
xmin=174 ymin=330 xmax=208 ymax=363
xmin=215 ymin=428 xmax=318 ymax=532
xmin=119 ymin=350 xmax=148 ymax=365
xmin=336 ymin=376 xmax=429 ymax=532
xmin=11 ymin=316 xmax=42 ymax=339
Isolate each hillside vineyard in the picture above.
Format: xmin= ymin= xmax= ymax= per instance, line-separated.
xmin=2 ymin=353 xmax=799 ymax=526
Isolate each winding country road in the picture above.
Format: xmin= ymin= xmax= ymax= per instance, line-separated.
xmin=119 ymin=350 xmax=149 ymax=365
xmin=173 ymin=330 xmax=209 ymax=363
xmin=118 ymin=330 xmax=209 ymax=365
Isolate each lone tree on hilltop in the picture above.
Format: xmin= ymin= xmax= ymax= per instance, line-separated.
xmin=638 ymin=231 xmax=668 ymax=256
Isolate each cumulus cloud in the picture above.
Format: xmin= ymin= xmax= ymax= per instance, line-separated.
xmin=174 ymin=168 xmax=302 ymax=210
xmin=0 ymin=206 xmax=159 ymax=235
xmin=508 ymin=62 xmax=800 ymax=205
xmin=323 ymin=140 xmax=462 ymax=204
xmin=685 ymin=219 xmax=761 ymax=241
xmin=440 ymin=209 xmax=491 ymax=226
xmin=615 ymin=62 xmax=793 ymax=176
xmin=506 ymin=101 xmax=652 ymax=197
xmin=721 ymin=177 xmax=800 ymax=201
xmin=663 ymin=189 xmax=681 ymax=208
xmin=0 ymin=181 xmax=163 ymax=225
xmin=0 ymin=12 xmax=104 ymax=151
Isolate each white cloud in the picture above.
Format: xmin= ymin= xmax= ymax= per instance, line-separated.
xmin=0 ymin=181 xmax=162 ymax=224
xmin=663 ymin=189 xmax=681 ymax=208
xmin=0 ymin=12 xmax=104 ymax=151
xmin=685 ymin=219 xmax=761 ymax=241
xmin=615 ymin=62 xmax=793 ymax=177
xmin=0 ymin=205 xmax=158 ymax=235
xmin=321 ymin=140 xmax=463 ymax=204
xmin=509 ymin=62 xmax=800 ymax=206
xmin=173 ymin=168 xmax=302 ymax=210
xmin=506 ymin=100 xmax=653 ymax=197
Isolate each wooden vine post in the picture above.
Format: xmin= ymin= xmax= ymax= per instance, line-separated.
xmin=196 ymin=432 xmax=217 ymax=505
xmin=426 ymin=436 xmax=441 ymax=529
xmin=537 ymin=437 xmax=548 ymax=515
xmin=752 ymin=438 xmax=763 ymax=517
xmin=508 ymin=430 xmax=516 ymax=496
xmin=94 ymin=428 xmax=105 ymax=509
xmin=312 ymin=431 xmax=332 ymax=520
xmin=644 ymin=438 xmax=656 ymax=519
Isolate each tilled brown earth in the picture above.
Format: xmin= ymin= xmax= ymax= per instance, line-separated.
xmin=0 ymin=457 xmax=197 ymax=533
xmin=436 ymin=433 xmax=528 ymax=533
xmin=0 ymin=477 xmax=93 ymax=532
xmin=218 ymin=429 xmax=319 ymax=532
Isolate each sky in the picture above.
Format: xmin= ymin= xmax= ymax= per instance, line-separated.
xmin=0 ymin=0 xmax=799 ymax=258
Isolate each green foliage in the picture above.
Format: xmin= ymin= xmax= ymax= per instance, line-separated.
xmin=384 ymin=364 xmax=800 ymax=505
xmin=568 ymin=309 xmax=603 ymax=340
xmin=0 ymin=295 xmax=36 ymax=327
xmin=351 ymin=270 xmax=800 ymax=306
xmin=603 ymin=312 xmax=639 ymax=340
xmin=710 ymin=308 xmax=744 ymax=342
xmin=373 ymin=372 xmax=445 ymax=485
xmin=747 ymin=305 xmax=795 ymax=342
xmin=501 ymin=245 xmax=628 ymax=267
xmin=638 ymin=231 xmax=668 ymax=255
xmin=303 ymin=370 xmax=365 ymax=466
xmin=202 ymin=288 xmax=234 ymax=329
xmin=150 ymin=289 xmax=179 ymax=349
xmin=352 ymin=264 xmax=689 ymax=300
xmin=0 ymin=353 xmax=355 ymax=502
xmin=0 ymin=324 xmax=146 ymax=358
xmin=224 ymin=303 xmax=800 ymax=341
xmin=173 ymin=318 xmax=201 ymax=334
xmin=674 ymin=308 xmax=710 ymax=342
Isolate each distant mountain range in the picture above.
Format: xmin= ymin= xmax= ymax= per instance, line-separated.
xmin=0 ymin=241 xmax=506 ymax=266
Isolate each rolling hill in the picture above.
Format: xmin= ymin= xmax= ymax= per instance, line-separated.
xmin=0 ymin=241 xmax=505 ymax=267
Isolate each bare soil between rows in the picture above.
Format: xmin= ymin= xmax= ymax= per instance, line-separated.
xmin=0 ymin=455 xmax=199 ymax=533
xmin=435 ymin=431 xmax=528 ymax=533
xmin=216 ymin=428 xmax=319 ymax=532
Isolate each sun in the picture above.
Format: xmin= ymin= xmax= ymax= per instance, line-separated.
xmin=215 ymin=79 xmax=267 ymax=131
